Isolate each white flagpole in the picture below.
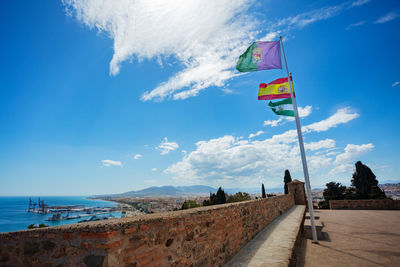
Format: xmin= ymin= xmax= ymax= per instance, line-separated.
xmin=280 ymin=36 xmax=319 ymax=244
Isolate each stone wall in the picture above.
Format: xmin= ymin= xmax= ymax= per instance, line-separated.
xmin=0 ymin=195 xmax=294 ymax=267
xmin=330 ymin=199 xmax=400 ymax=210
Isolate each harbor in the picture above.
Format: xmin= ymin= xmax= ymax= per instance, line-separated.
xmin=26 ymin=197 xmax=129 ymax=224
xmin=0 ymin=196 xmax=128 ymax=233
xmin=45 ymin=212 xmax=116 ymax=222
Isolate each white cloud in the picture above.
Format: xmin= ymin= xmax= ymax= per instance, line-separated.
xmin=249 ymin=131 xmax=264 ymax=139
xmin=133 ymin=154 xmax=142 ymax=160
xmin=375 ymin=11 xmax=399 ymax=24
xmin=305 ymin=139 xmax=336 ymax=151
xmin=392 ymin=81 xmax=400 ymax=87
xmin=260 ymin=31 xmax=281 ymax=41
xmin=63 ymin=0 xmax=257 ymax=101
xmin=346 ymin=20 xmax=367 ymax=30
xmin=329 ymin=164 xmax=353 ymax=175
xmin=62 ymin=0 xmax=370 ymax=102
xmin=326 ymin=151 xmax=340 ymax=156
xmin=221 ymin=88 xmax=236 ymax=95
xmin=264 ymin=105 xmax=312 ymax=125
xmin=274 ymin=1 xmax=370 ymax=31
xmin=264 ymin=118 xmax=284 ymax=127
xmin=351 ymin=0 xmax=371 ymax=7
xmin=286 ymin=105 xmax=313 ymax=122
xmin=283 ymin=6 xmax=345 ymax=29
xmin=165 ymin=107 xmax=362 ymax=186
xmin=156 ymin=137 xmax=179 ymax=155
xmin=334 ymin=143 xmax=374 ymax=165
xmin=329 ymin=143 xmax=374 ymax=175
xmin=101 ymin=159 xmax=122 ymax=167
xmin=151 ymin=168 xmax=158 ymax=172
xmin=298 ymin=105 xmax=312 ymax=118
xmin=303 ymin=107 xmax=359 ymax=132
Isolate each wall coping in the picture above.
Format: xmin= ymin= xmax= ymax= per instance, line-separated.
xmin=0 ymin=195 xmax=290 ymax=237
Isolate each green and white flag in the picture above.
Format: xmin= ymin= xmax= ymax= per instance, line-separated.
xmin=268 ymin=98 xmax=294 ymax=117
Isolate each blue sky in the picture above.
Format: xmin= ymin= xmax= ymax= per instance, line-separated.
xmin=1 ymin=0 xmax=399 ymax=196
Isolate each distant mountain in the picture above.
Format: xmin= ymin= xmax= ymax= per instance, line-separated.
xmin=379 ymin=180 xmax=400 ymax=185
xmin=224 ymin=187 xmax=283 ymax=194
xmin=95 ymin=185 xmax=216 ymax=198
xmin=94 ymin=185 xmax=284 ymax=198
xmin=175 ymin=185 xmax=217 ymax=194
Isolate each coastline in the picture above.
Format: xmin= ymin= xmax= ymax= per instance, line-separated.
xmin=85 ymin=196 xmax=119 ymax=206
xmin=0 ymin=196 xmax=123 ymax=233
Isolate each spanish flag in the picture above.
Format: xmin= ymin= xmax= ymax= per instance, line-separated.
xmin=258 ymin=77 xmax=294 ymax=100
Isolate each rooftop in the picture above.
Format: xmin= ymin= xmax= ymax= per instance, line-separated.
xmin=297 ymin=209 xmax=400 ymax=266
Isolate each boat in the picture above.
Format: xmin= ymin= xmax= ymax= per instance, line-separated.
xmin=78 ymin=215 xmax=101 ymax=223
xmin=63 ymin=214 xmax=81 ymax=220
xmin=46 ymin=213 xmax=81 ymax=221
xmin=45 ymin=213 xmax=62 ymax=221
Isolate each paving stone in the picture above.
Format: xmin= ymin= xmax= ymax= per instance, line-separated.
xmin=225 ymin=205 xmax=305 ymax=267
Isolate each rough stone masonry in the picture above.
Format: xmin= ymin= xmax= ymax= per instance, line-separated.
xmin=0 ymin=195 xmax=295 ymax=267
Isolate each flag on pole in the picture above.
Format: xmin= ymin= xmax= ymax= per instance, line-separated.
xmin=268 ymin=98 xmax=294 ymax=117
xmin=258 ymin=77 xmax=294 ymax=100
xmin=236 ymin=41 xmax=282 ymax=72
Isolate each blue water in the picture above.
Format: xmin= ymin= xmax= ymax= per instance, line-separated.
xmin=0 ymin=196 xmax=122 ymax=233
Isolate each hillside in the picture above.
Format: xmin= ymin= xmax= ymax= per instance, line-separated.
xmin=93 ymin=185 xmax=284 ymax=198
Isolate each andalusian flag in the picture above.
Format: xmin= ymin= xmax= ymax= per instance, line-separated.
xmin=236 ymin=41 xmax=282 ymax=72
xmin=258 ymin=77 xmax=294 ymax=100
xmin=268 ymin=98 xmax=294 ymax=117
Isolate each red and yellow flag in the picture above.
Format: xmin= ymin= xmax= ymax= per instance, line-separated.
xmin=258 ymin=77 xmax=294 ymax=100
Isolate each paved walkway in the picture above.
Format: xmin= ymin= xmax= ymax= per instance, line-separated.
xmin=225 ymin=205 xmax=305 ymax=267
xmin=297 ymin=210 xmax=400 ymax=267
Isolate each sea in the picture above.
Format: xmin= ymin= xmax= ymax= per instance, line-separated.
xmin=0 ymin=196 xmax=122 ymax=233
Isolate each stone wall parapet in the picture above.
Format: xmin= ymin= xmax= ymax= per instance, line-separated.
xmin=330 ymin=199 xmax=400 ymax=210
xmin=0 ymin=195 xmax=295 ymax=267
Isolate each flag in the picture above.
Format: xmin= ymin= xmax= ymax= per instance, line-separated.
xmin=268 ymin=98 xmax=294 ymax=117
xmin=236 ymin=41 xmax=282 ymax=72
xmin=258 ymin=77 xmax=294 ymax=100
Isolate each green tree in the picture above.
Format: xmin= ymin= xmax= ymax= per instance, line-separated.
xmin=318 ymin=182 xmax=346 ymax=209
xmin=261 ymin=184 xmax=266 ymax=198
xmin=181 ymin=200 xmax=201 ymax=210
xmin=210 ymin=192 xmax=217 ymax=205
xmin=203 ymin=192 xmax=217 ymax=206
xmin=344 ymin=187 xmax=358 ymax=199
xmin=202 ymin=199 xmax=211 ymax=206
xmin=284 ymin=169 xmax=292 ymax=194
xmin=216 ymin=187 xmax=226 ymax=204
xmin=369 ymin=185 xmax=387 ymax=199
xmin=227 ymin=192 xmax=251 ymax=203
xmin=27 ymin=223 xmax=48 ymax=229
xmin=318 ymin=201 xmax=330 ymax=209
xmin=351 ymin=161 xmax=386 ymax=199
xmin=203 ymin=188 xmax=230 ymax=206
xmin=323 ymin=182 xmax=346 ymax=201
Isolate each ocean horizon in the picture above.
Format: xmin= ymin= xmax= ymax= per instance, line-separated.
xmin=0 ymin=196 xmax=122 ymax=233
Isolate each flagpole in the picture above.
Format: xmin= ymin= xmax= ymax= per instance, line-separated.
xmin=280 ymin=36 xmax=319 ymax=244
